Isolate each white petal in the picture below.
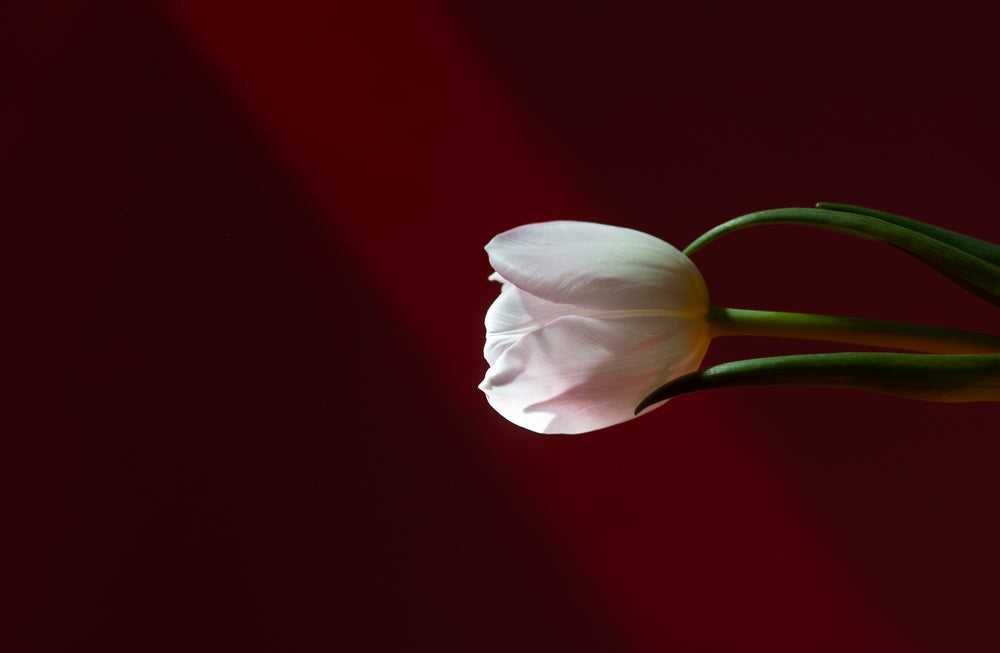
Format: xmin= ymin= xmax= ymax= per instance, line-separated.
xmin=480 ymin=314 xmax=710 ymax=434
xmin=485 ymin=221 xmax=708 ymax=312
xmin=484 ymin=333 xmax=521 ymax=367
xmin=484 ymin=280 xmax=571 ymax=334
xmin=483 ymin=282 xmax=588 ymax=364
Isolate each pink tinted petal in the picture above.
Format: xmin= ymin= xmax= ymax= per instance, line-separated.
xmin=485 ymin=221 xmax=708 ymax=312
xmin=483 ymin=280 xmax=585 ymax=364
xmin=479 ymin=314 xmax=709 ymax=434
xmin=484 ymin=332 xmax=520 ymax=366
xmin=485 ymin=281 xmax=581 ymax=336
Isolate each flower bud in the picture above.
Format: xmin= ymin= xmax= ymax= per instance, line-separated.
xmin=480 ymin=221 xmax=711 ymax=434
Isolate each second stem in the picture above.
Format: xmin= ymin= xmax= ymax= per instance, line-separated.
xmin=707 ymin=306 xmax=1000 ymax=355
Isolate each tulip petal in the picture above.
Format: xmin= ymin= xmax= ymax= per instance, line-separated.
xmin=485 ymin=280 xmax=578 ymax=335
xmin=486 ymin=221 xmax=708 ymax=312
xmin=484 ymin=282 xmax=586 ymax=364
xmin=480 ymin=314 xmax=709 ymax=434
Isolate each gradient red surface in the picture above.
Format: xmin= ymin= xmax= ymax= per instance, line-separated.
xmin=5 ymin=1 xmax=1000 ymax=651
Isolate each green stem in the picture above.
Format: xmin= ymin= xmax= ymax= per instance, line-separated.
xmin=683 ymin=207 xmax=1000 ymax=308
xmin=708 ymin=306 xmax=1000 ymax=354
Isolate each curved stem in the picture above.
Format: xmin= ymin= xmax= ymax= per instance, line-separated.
xmin=708 ymin=306 xmax=1000 ymax=354
xmin=636 ymin=352 xmax=1000 ymax=413
xmin=683 ymin=207 xmax=1000 ymax=308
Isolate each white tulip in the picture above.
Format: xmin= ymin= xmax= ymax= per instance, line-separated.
xmin=479 ymin=221 xmax=711 ymax=434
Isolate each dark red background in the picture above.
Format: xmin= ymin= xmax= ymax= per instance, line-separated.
xmin=5 ymin=1 xmax=1000 ymax=651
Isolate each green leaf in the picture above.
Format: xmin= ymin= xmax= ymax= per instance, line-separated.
xmin=890 ymin=247 xmax=1000 ymax=309
xmin=684 ymin=207 xmax=1000 ymax=308
xmin=817 ymin=203 xmax=1000 ymax=267
xmin=636 ymin=352 xmax=1000 ymax=413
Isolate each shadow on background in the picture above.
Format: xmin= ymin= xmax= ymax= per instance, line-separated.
xmin=3 ymin=1 xmax=624 ymax=650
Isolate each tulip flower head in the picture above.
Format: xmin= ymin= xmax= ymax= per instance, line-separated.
xmin=481 ymin=206 xmax=1000 ymax=429
xmin=479 ymin=221 xmax=711 ymax=434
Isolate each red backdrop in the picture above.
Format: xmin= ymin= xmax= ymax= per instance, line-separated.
xmin=5 ymin=1 xmax=1000 ymax=651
